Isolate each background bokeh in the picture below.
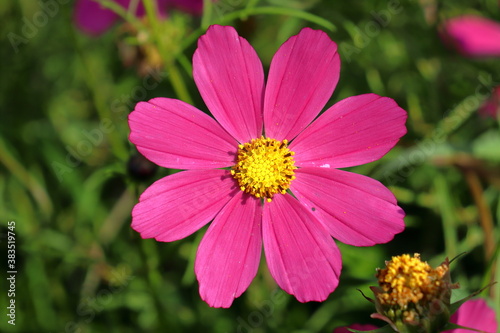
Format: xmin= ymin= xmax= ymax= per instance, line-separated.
xmin=1 ymin=0 xmax=499 ymax=332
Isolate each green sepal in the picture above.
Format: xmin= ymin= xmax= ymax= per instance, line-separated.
xmin=357 ymin=288 xmax=375 ymax=304
xmin=449 ymin=282 xmax=497 ymax=314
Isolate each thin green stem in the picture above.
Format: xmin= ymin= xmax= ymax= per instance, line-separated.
xmin=246 ymin=0 xmax=260 ymax=10
xmin=73 ymin=41 xmax=129 ymax=160
xmin=201 ymin=0 xmax=214 ymax=30
xmin=178 ymin=53 xmax=193 ymax=79
xmin=94 ymin=0 xmax=144 ymax=31
xmin=434 ymin=173 xmax=458 ymax=259
xmin=142 ymin=0 xmax=193 ymax=103
xmin=180 ymin=6 xmax=336 ymax=55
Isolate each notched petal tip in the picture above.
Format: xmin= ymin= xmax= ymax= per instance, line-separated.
xmin=291 ymin=93 xmax=407 ymax=169
xmin=291 ymin=168 xmax=405 ymax=247
xmin=195 ymin=193 xmax=263 ymax=308
xmin=194 ymin=25 xmax=265 ymax=143
xmin=263 ymin=195 xmax=342 ymax=303
xmin=264 ymin=26 xmax=341 ymax=141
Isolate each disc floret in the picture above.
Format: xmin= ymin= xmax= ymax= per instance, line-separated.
xmin=231 ymin=137 xmax=296 ymax=202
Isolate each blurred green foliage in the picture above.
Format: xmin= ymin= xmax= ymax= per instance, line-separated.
xmin=1 ymin=0 xmax=499 ymax=332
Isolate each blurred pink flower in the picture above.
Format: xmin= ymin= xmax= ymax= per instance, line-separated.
xmin=440 ymin=15 xmax=500 ymax=57
xmin=441 ymin=15 xmax=500 ymax=118
xmin=74 ymin=0 xmax=203 ymax=36
xmin=128 ymin=25 xmax=407 ymax=308
xmin=334 ymin=299 xmax=497 ymax=333
xmin=479 ymin=85 xmax=500 ymax=118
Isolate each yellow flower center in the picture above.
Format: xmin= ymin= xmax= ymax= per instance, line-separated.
xmin=231 ymin=137 xmax=296 ymax=202
xmin=376 ymin=253 xmax=448 ymax=310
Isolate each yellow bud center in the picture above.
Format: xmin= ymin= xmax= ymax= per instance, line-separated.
xmin=376 ymin=253 xmax=448 ymax=311
xmin=231 ymin=137 xmax=296 ymax=202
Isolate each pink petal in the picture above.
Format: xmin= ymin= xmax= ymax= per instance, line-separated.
xmin=441 ymin=15 xmax=500 ymax=57
xmin=195 ymin=192 xmax=263 ymax=308
xmin=193 ymin=25 xmax=264 ymax=143
xmin=262 ymin=194 xmax=341 ymax=302
xmin=290 ymin=94 xmax=407 ymax=168
xmin=333 ymin=324 xmax=379 ymax=333
xmin=74 ymin=0 xmax=121 ymax=35
xmin=443 ymin=299 xmax=498 ymax=333
xmin=131 ymin=169 xmax=238 ymax=242
xmin=129 ymin=97 xmax=238 ymax=169
xmin=264 ymin=28 xmax=340 ymax=141
xmin=290 ymin=167 xmax=405 ymax=246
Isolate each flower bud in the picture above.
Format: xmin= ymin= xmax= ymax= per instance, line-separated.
xmin=370 ymin=253 xmax=459 ymax=333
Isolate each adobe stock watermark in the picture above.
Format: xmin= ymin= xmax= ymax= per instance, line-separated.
xmin=5 ymin=221 xmax=17 ymax=326
xmin=8 ymin=0 xmax=70 ymax=54
xmin=340 ymin=0 xmax=403 ymax=63
xmin=235 ymin=288 xmax=287 ymax=333
xmin=234 ymin=244 xmax=332 ymax=333
xmin=53 ymin=265 xmax=134 ymax=333
xmin=110 ymin=68 xmax=166 ymax=121
xmin=51 ymin=68 xmax=165 ymax=182
xmin=382 ymin=73 xmax=499 ymax=186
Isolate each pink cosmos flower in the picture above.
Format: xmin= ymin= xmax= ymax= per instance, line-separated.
xmin=440 ymin=15 xmax=500 ymax=57
xmin=74 ymin=0 xmax=203 ymax=36
xmin=334 ymin=299 xmax=498 ymax=333
xmin=128 ymin=25 xmax=407 ymax=308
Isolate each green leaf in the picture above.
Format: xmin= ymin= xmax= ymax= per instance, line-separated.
xmin=450 ymin=283 xmax=497 ymax=314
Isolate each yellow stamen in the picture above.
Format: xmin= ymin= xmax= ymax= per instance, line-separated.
xmin=376 ymin=253 xmax=448 ymax=310
xmin=231 ymin=137 xmax=296 ymax=201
